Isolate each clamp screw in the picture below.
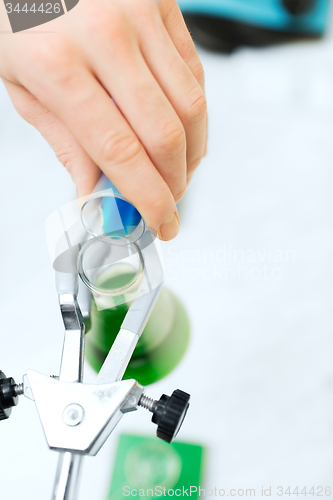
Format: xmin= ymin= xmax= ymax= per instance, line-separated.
xmin=15 ymin=383 xmax=24 ymax=396
xmin=138 ymin=394 xmax=155 ymax=411
xmin=138 ymin=389 xmax=190 ymax=443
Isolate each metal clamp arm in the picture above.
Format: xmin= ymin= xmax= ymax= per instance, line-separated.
xmin=53 ymin=271 xmax=85 ymax=500
xmin=96 ymin=284 xmax=162 ymax=385
xmin=58 ymin=293 xmax=85 ymax=384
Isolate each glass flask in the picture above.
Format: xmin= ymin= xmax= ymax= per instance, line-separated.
xmin=78 ymin=189 xmax=191 ymax=386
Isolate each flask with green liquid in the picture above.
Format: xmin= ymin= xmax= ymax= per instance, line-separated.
xmin=79 ymin=179 xmax=190 ymax=386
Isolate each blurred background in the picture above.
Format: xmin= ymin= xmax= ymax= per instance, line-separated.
xmin=1 ymin=0 xmax=333 ymax=498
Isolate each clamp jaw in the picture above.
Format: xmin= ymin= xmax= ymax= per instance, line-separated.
xmin=24 ymin=371 xmax=144 ymax=456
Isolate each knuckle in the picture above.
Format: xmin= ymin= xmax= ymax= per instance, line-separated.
xmin=101 ymin=131 xmax=142 ymax=166
xmin=85 ymin=5 xmax=120 ymax=34
xmin=82 ymin=4 xmax=133 ymax=50
xmin=55 ymin=150 xmax=73 ymax=172
xmin=45 ymin=66 xmax=82 ymax=95
xmin=36 ymin=37 xmax=69 ymax=68
xmin=53 ymin=141 xmax=77 ymax=173
xmin=153 ymin=121 xmax=185 ymax=155
xmin=30 ymin=39 xmax=75 ymax=88
xmin=182 ymin=89 xmax=207 ymax=124
xmin=82 ymin=6 xmax=106 ymax=33
xmin=48 ymin=68 xmax=76 ymax=89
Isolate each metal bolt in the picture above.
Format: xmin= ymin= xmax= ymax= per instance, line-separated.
xmin=138 ymin=394 xmax=156 ymax=412
xmin=62 ymin=404 xmax=85 ymax=427
xmin=14 ymin=383 xmax=24 ymax=396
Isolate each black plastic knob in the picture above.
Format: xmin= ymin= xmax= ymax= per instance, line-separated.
xmin=282 ymin=0 xmax=314 ymax=15
xmin=0 ymin=371 xmax=19 ymax=421
xmin=151 ymin=389 xmax=190 ymax=443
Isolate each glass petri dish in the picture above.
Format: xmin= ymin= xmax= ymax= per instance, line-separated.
xmin=80 ymin=194 xmax=145 ymax=245
xmin=78 ymin=237 xmax=144 ymax=308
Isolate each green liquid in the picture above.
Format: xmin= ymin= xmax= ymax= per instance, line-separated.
xmin=85 ymin=270 xmax=191 ymax=385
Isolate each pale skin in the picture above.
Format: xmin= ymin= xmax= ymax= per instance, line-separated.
xmin=0 ymin=0 xmax=207 ymax=240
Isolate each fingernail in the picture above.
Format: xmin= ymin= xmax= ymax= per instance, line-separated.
xmin=158 ymin=212 xmax=180 ymax=241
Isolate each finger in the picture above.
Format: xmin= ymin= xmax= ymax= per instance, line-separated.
xmin=158 ymin=0 xmax=208 ymax=177
xmin=158 ymin=0 xmax=205 ymax=90
xmin=2 ymin=78 xmax=100 ymax=197
xmin=136 ymin=7 xmax=207 ymax=182
xmin=21 ymin=67 xmax=180 ymax=240
xmin=85 ymin=35 xmax=187 ymax=202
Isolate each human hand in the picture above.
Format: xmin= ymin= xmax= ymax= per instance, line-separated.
xmin=0 ymin=0 xmax=207 ymax=240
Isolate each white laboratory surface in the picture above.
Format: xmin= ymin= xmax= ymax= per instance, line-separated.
xmin=1 ymin=18 xmax=333 ymax=500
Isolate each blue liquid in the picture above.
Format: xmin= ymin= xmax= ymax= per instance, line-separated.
xmin=101 ymin=196 xmax=141 ymax=238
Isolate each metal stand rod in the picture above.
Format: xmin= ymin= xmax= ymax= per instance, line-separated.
xmin=52 ymin=452 xmax=83 ymax=500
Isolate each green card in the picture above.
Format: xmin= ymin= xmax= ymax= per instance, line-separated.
xmin=108 ymin=434 xmax=206 ymax=500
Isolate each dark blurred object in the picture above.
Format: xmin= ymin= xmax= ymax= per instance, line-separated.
xmin=0 ymin=371 xmax=20 ymax=421
xmin=282 ymin=0 xmax=315 ymax=15
xmin=178 ymin=0 xmax=330 ymax=52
